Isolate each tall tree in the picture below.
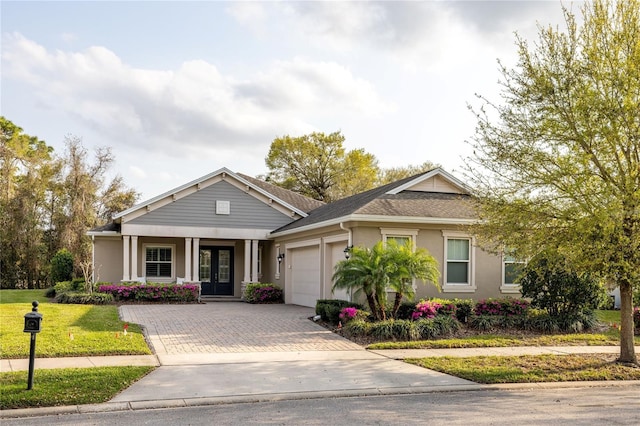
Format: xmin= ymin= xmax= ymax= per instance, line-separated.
xmin=265 ymin=131 xmax=379 ymax=202
xmin=0 ymin=117 xmax=55 ymax=288
xmin=465 ymin=0 xmax=640 ymax=364
xmin=52 ymin=137 xmax=139 ymax=276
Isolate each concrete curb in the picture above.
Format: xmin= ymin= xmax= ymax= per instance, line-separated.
xmin=2 ymin=380 xmax=639 ymax=419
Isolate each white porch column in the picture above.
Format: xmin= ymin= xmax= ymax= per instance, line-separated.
xmin=251 ymin=239 xmax=259 ymax=282
xmin=192 ymin=238 xmax=200 ymax=281
xmin=122 ymin=235 xmax=130 ymax=281
xmin=185 ymin=238 xmax=192 ymax=281
xmin=131 ymin=236 xmax=138 ymax=280
xmin=243 ymin=239 xmax=251 ymax=282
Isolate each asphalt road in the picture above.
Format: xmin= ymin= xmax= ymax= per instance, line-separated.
xmin=4 ymin=386 xmax=639 ymax=425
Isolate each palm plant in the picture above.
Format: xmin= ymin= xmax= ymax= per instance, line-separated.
xmin=385 ymin=240 xmax=440 ymax=319
xmin=332 ymin=242 xmax=389 ymax=320
xmin=332 ymin=240 xmax=440 ymax=321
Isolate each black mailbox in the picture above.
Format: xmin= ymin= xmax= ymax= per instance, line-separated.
xmin=24 ymin=302 xmax=43 ymax=333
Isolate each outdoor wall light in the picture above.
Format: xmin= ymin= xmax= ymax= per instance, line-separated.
xmin=343 ymin=245 xmax=353 ymax=259
xmin=277 ymin=253 xmax=285 ymax=264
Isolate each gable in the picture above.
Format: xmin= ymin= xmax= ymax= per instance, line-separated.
xmin=128 ymin=180 xmax=295 ymax=229
xmin=402 ymin=174 xmax=464 ymax=194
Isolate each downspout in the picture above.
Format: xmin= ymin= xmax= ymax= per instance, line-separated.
xmin=339 ymin=222 xmax=352 ymax=247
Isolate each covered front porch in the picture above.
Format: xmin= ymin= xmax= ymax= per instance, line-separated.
xmin=118 ymin=235 xmax=272 ymax=297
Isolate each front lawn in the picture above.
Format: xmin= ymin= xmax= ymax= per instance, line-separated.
xmin=0 ymin=290 xmax=150 ymax=358
xmin=407 ymin=354 xmax=640 ymax=384
xmin=0 ymin=366 xmax=154 ymax=410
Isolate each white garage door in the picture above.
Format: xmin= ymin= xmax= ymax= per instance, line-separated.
xmin=290 ymin=245 xmax=321 ymax=307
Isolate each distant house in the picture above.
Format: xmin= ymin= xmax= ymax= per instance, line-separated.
xmin=89 ymin=167 xmax=520 ymax=307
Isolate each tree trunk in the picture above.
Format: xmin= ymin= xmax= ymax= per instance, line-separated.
xmin=618 ymin=280 xmax=637 ymax=364
xmin=365 ymin=293 xmax=380 ymax=321
xmin=392 ymin=292 xmax=403 ymax=319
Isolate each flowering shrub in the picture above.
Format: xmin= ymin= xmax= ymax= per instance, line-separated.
xmin=339 ymin=307 xmax=358 ymax=320
xmin=475 ymin=297 xmax=529 ymax=317
xmin=338 ymin=307 xmax=368 ymax=323
xmin=244 ymin=283 xmax=283 ymax=304
xmin=411 ymin=300 xmax=442 ymax=320
xmin=98 ymin=283 xmax=199 ymax=302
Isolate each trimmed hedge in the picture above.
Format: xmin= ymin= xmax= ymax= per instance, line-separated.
xmin=244 ymin=283 xmax=283 ymax=304
xmin=55 ymin=292 xmax=114 ymax=305
xmin=98 ymin=283 xmax=199 ymax=303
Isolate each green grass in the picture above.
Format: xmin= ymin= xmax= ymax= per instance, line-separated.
xmin=0 ymin=366 xmax=155 ymax=410
xmin=407 ymin=354 xmax=640 ymax=384
xmin=595 ymin=309 xmax=621 ymax=324
xmin=0 ymin=289 xmax=49 ymax=304
xmin=367 ymin=333 xmax=632 ymax=350
xmin=0 ymin=291 xmax=151 ymax=358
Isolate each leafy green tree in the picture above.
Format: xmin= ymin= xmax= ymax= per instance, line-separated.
xmin=0 ymin=119 xmax=138 ymax=288
xmin=265 ymin=131 xmax=379 ymax=202
xmin=52 ymin=136 xmax=138 ymax=276
xmin=465 ymin=0 xmax=640 ymax=363
xmin=0 ymin=117 xmax=55 ymax=288
xmin=332 ymin=241 xmax=440 ymax=321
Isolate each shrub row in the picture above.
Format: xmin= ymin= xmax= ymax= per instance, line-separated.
xmin=98 ymin=284 xmax=199 ymax=302
xmin=342 ymin=315 xmax=460 ymax=341
xmin=244 ymin=283 xmax=283 ymax=304
xmin=55 ymin=291 xmax=114 ymax=305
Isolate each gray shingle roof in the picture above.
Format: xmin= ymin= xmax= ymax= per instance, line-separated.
xmin=271 ymin=170 xmax=473 ymax=234
xmin=237 ymin=173 xmax=325 ymax=214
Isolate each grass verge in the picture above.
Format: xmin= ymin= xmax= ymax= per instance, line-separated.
xmin=366 ymin=333 xmax=634 ymax=350
xmin=407 ymin=354 xmax=640 ymax=384
xmin=0 ymin=366 xmax=155 ymax=410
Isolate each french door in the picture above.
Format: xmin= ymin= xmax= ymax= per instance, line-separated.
xmin=199 ymin=247 xmax=233 ymax=296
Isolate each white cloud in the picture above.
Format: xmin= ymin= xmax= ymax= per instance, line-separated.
xmin=2 ymin=33 xmax=392 ymax=159
xmin=128 ymin=165 xmax=147 ymax=179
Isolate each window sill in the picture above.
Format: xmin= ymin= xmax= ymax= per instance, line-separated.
xmin=500 ymin=285 xmax=521 ymax=294
xmin=442 ymin=284 xmax=476 ymax=293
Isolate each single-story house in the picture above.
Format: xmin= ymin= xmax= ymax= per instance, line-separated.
xmin=89 ymin=167 xmax=522 ymax=307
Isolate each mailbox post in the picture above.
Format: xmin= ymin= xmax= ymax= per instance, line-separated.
xmin=24 ymin=301 xmax=43 ymax=390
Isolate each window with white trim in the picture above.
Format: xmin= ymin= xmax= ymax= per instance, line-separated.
xmin=144 ymin=245 xmax=174 ymax=279
xmin=381 ymin=228 xmax=418 ymax=290
xmin=381 ymin=228 xmax=418 ymax=250
xmin=442 ymin=231 xmax=475 ymax=292
xmin=501 ymin=251 xmax=525 ymax=293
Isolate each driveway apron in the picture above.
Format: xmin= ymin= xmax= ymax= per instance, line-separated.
xmin=113 ymin=303 xmax=475 ymax=403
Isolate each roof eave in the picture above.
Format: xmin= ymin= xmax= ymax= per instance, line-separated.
xmin=269 ymin=214 xmax=476 ymax=238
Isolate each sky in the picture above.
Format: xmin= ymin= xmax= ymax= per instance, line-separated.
xmin=1 ymin=1 xmax=577 ymax=201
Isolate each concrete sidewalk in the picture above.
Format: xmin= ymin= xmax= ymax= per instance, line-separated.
xmin=3 ymin=345 xmax=637 ymax=372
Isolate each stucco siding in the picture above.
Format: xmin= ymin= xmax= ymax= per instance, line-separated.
xmin=93 ymin=237 xmax=123 ymax=284
xmin=129 ymin=180 xmax=293 ymax=229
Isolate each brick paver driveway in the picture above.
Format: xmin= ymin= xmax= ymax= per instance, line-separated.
xmin=119 ymin=302 xmax=362 ymax=355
